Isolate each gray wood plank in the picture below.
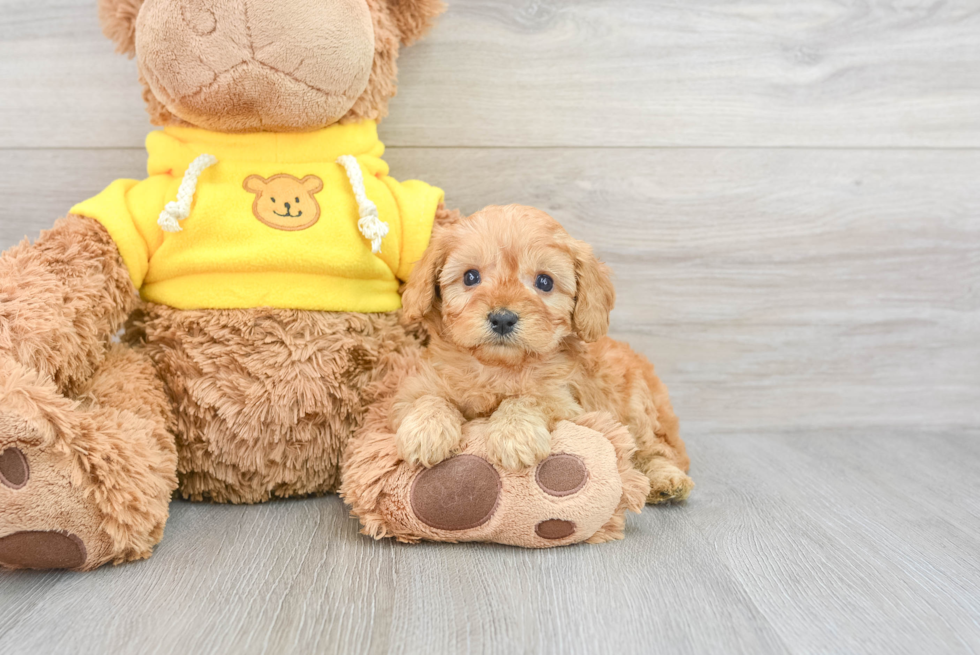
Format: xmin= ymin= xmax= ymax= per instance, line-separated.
xmin=690 ymin=430 xmax=980 ymax=654
xmin=3 ymin=0 xmax=980 ymax=149
xmin=2 ymin=430 xmax=978 ymax=654
xmin=2 ymin=147 xmax=977 ymax=434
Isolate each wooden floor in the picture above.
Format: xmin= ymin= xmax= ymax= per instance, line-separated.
xmin=1 ymin=0 xmax=979 ymax=653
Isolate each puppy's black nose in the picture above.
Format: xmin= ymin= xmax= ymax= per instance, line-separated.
xmin=488 ymin=310 xmax=519 ymax=336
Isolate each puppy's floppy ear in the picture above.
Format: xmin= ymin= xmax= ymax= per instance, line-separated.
xmin=385 ymin=0 xmax=446 ymax=46
xmin=98 ymin=0 xmax=145 ymax=57
xmin=570 ymin=239 xmax=616 ymax=342
xmin=401 ymin=222 xmax=452 ymax=324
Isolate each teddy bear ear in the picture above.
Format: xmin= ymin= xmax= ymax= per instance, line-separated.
xmin=385 ymin=0 xmax=446 ymax=46
xmin=243 ymin=175 xmax=269 ymax=194
xmin=301 ymin=175 xmax=324 ymax=194
xmin=98 ymin=0 xmax=145 ymax=57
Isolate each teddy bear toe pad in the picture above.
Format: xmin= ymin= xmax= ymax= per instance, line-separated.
xmin=0 ymin=530 xmax=87 ymax=570
xmin=535 ymin=453 xmax=589 ymax=497
xmin=535 ymin=519 xmax=577 ymax=540
xmin=0 ymin=447 xmax=29 ymax=489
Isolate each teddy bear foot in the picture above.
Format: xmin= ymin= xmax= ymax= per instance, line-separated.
xmin=342 ymin=412 xmax=650 ymax=547
xmin=0 ymin=424 xmax=112 ymax=571
xmin=0 ymin=350 xmax=177 ymax=571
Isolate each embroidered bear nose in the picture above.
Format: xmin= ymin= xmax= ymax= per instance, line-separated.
xmin=488 ymin=310 xmax=519 ymax=336
xmin=284 ymin=201 xmax=291 ymax=211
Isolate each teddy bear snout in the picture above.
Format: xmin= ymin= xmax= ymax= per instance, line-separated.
xmin=135 ymin=0 xmax=376 ymax=132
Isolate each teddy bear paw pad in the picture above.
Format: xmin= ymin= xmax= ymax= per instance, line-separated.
xmin=410 ymin=455 xmax=501 ymax=530
xmin=0 ymin=531 xmax=87 ymax=570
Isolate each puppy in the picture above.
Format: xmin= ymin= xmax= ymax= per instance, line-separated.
xmin=393 ymin=205 xmax=693 ymax=503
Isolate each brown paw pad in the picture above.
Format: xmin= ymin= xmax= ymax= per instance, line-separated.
xmin=0 ymin=447 xmax=29 ymax=490
xmin=411 ymin=455 xmax=501 ymax=531
xmin=0 ymin=531 xmax=87 ymax=570
xmin=536 ymin=453 xmax=588 ymax=497
xmin=535 ymin=519 xmax=576 ymax=540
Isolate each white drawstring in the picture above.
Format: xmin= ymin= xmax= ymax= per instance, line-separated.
xmin=336 ymin=155 xmax=389 ymax=254
xmin=158 ymin=154 xmax=218 ymax=232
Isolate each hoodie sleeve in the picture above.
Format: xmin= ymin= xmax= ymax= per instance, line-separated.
xmin=70 ymin=176 xmax=170 ymax=290
xmin=380 ymin=177 xmax=444 ymax=282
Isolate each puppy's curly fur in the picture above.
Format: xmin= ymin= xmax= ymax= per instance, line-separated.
xmin=393 ymin=204 xmax=693 ymax=503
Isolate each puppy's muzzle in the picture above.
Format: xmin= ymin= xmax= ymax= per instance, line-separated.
xmin=488 ymin=310 xmax=519 ymax=336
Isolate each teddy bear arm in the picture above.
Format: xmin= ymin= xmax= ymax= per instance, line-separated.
xmin=0 ymin=214 xmax=138 ymax=393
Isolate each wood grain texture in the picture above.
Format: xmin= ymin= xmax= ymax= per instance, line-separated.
xmin=2 ymin=147 xmax=977 ymax=433
xmin=1 ymin=430 xmax=978 ymax=654
xmin=2 ymin=0 xmax=980 ymax=148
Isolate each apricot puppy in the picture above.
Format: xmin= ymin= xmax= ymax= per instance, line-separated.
xmin=394 ymin=205 xmax=693 ymax=503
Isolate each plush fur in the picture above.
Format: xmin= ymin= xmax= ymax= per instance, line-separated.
xmin=394 ymin=205 xmax=692 ymax=502
xmin=130 ymin=303 xmax=427 ymax=502
xmin=0 ymin=215 xmax=138 ymax=395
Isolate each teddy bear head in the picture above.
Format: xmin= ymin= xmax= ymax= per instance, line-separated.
xmin=98 ymin=0 xmax=444 ymax=132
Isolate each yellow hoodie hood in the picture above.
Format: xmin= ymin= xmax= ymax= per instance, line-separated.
xmin=70 ymin=120 xmax=443 ymax=312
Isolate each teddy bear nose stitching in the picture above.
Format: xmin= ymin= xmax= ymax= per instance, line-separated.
xmin=284 ymin=202 xmax=291 ymax=211
xmin=488 ymin=310 xmax=519 ymax=336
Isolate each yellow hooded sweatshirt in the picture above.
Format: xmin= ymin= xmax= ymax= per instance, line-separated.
xmin=70 ymin=121 xmax=443 ymax=313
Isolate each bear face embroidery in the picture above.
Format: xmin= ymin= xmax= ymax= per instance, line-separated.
xmin=243 ymin=174 xmax=324 ymax=231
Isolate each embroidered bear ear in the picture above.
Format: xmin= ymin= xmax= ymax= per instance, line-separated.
xmin=300 ymin=175 xmax=324 ymax=194
xmin=98 ymin=0 xmax=145 ymax=57
xmin=243 ymin=175 xmax=269 ymax=194
xmin=385 ymin=0 xmax=446 ymax=46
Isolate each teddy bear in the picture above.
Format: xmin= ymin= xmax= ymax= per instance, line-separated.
xmin=0 ymin=0 xmax=652 ymax=570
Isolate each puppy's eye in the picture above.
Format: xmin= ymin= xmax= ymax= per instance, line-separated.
xmin=535 ymin=274 xmax=554 ymax=292
xmin=463 ymin=269 xmax=481 ymax=287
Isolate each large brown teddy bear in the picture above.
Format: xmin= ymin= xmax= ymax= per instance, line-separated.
xmin=0 ymin=0 xmax=656 ymax=570
xmin=0 ymin=0 xmax=455 ymax=571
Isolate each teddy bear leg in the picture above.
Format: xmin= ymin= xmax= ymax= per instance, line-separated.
xmin=342 ymin=412 xmax=649 ymax=547
xmin=0 ymin=345 xmax=177 ymax=571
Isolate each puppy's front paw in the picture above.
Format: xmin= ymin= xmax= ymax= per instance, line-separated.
xmin=395 ymin=397 xmax=464 ymax=468
xmin=485 ymin=416 xmax=551 ymax=472
xmin=641 ymin=459 xmax=694 ymax=504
